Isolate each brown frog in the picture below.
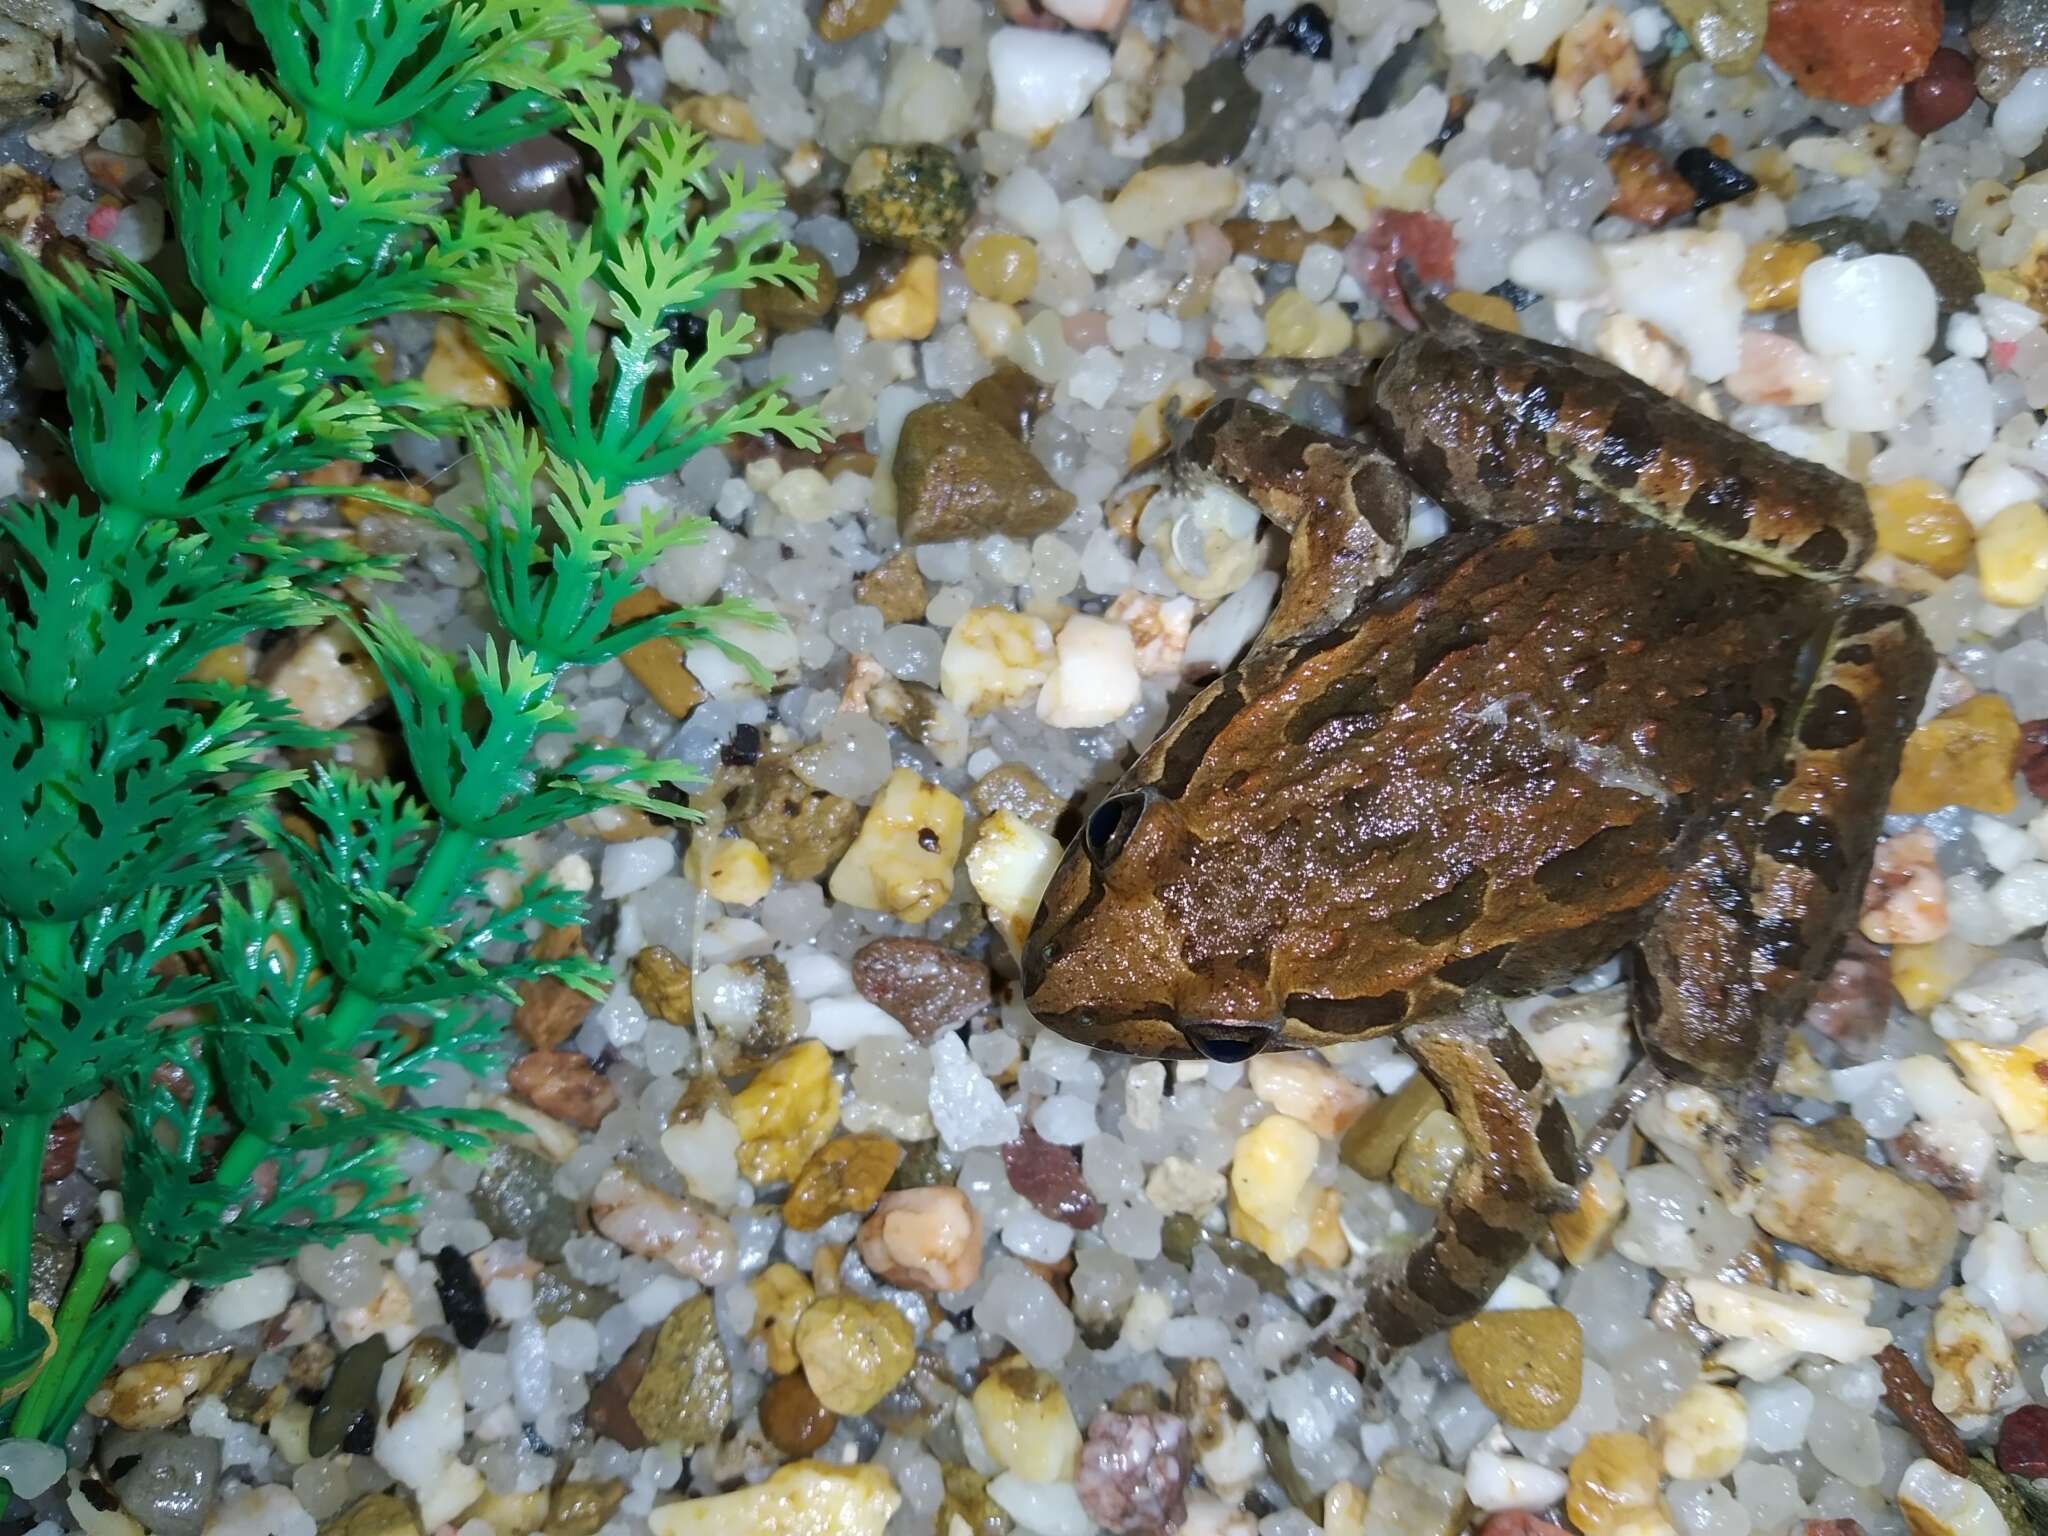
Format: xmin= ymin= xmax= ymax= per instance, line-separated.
xmin=1021 ymin=294 xmax=1934 ymax=1353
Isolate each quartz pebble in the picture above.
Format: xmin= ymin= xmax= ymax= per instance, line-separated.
xmin=988 ymin=27 xmax=1113 ymax=143
xmin=589 ymin=1167 xmax=736 ymax=1285
xmin=646 ymin=1461 xmax=900 ymax=1536
xmin=794 ymin=1294 xmax=916 ymax=1415
xmin=858 ymin=1186 xmax=984 ymax=1291
xmin=973 ymin=1357 xmax=1082 ymax=1480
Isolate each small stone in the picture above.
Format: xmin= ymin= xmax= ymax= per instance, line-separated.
xmin=465 ymin=134 xmax=579 ymax=218
xmin=1361 ymin=1452 xmax=1471 ymax=1536
xmin=760 ymin=1371 xmax=838 ymax=1455
xmin=816 ymin=0 xmax=894 ymax=41
xmin=732 ymin=1039 xmax=841 ymax=1185
xmin=1228 ymin=1114 xmax=1326 ymax=1265
xmin=265 ymin=622 xmax=387 ymax=731
xmin=1262 ymin=288 xmax=1353 ymax=358
xmin=794 ymin=1294 xmax=916 ymax=1415
xmin=893 ymin=401 xmax=1076 ymax=544
xmin=611 ymin=588 xmax=707 ymax=720
xmin=970 ymin=763 xmax=1063 ymax=832
xmin=937 ymin=1466 xmax=1011 ymax=1536
xmin=990 ymin=27 xmax=1114 ymax=143
xmin=1890 ymin=694 xmax=2021 ymax=816
xmin=784 ymin=1134 xmax=903 ymax=1232
xmin=645 ymin=1461 xmax=900 ymax=1536
xmin=100 ymin=1429 xmax=221 ymax=1536
xmin=1998 ymin=1403 xmax=2048 ymax=1475
xmin=1764 ymin=0 xmax=1943 ymax=106
xmin=1906 ymin=46 xmax=1977 ymax=131
xmin=1972 ymin=0 xmax=2048 ymax=102
xmin=940 ymin=610 xmax=1056 ymax=717
xmin=843 ymin=145 xmax=971 ymax=254
xmin=627 ymin=1294 xmax=731 ymax=1449
xmin=474 ymin=1143 xmax=573 ymax=1261
xmin=1902 ymin=222 xmax=1984 ymax=316
xmin=1338 ymin=1074 xmax=1443 ymax=1180
xmin=1978 ymin=501 xmax=2048 ymax=608
xmin=965 ymin=234 xmax=1039 ymax=306
xmin=512 ymin=926 xmax=591 ymax=1049
xmin=856 ymin=1186 xmax=984 ymax=1292
xmin=728 ymin=756 xmax=861 ymax=884
xmin=1651 ymin=1382 xmax=1748 ymax=1480
xmin=672 ymin=91 xmax=759 ymax=144
xmin=590 ymin=1166 xmax=736 ymax=1284
xmin=962 ymin=363 xmax=1052 ymax=443
xmin=1075 ymin=1411 xmax=1191 ymax=1536
xmin=1674 ymin=147 xmax=1757 ymax=210
xmin=862 ymin=254 xmax=939 ymax=342
xmin=1001 ymin=1129 xmax=1102 ymax=1229
xmin=1109 ymin=164 xmax=1243 ymax=247
xmin=506 ymin=1049 xmax=617 ymax=1130
xmin=319 ymin=1494 xmax=420 ymax=1536
xmin=853 ymin=551 xmax=928 ymax=625
xmin=1606 ymin=145 xmax=1694 ymax=228
xmin=1550 ymin=5 xmax=1664 ymax=130
xmin=1144 ymin=54 xmax=1258 ymax=168
xmin=1666 ymin=0 xmax=1767 ymax=71
xmin=1898 ymin=1458 xmax=2014 ymax=1536
xmin=545 ymin=1481 xmax=626 ymax=1536
xmin=1448 ymin=1309 xmax=1583 ymax=1431
xmin=430 ymin=1246 xmax=489 ymax=1349
xmin=1566 ymin=1433 xmax=1661 ymax=1536
xmin=1869 ymin=478 xmax=1974 ymax=577
xmin=851 ymin=939 xmax=991 ymax=1045
xmin=828 ymin=768 xmax=966 ymax=925
xmin=973 ymin=1357 xmax=1082 ymax=1481
xmin=1751 ymin=1121 xmax=1957 ymax=1288
xmin=309 ymin=1339 xmax=388 ymax=1458
xmin=422 ymin=317 xmax=512 ymax=407
xmin=967 ymin=810 xmax=1062 ymax=954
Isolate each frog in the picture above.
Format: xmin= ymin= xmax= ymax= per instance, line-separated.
xmin=1021 ymin=290 xmax=1934 ymax=1354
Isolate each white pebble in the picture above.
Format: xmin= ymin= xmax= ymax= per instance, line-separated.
xmin=0 ymin=1440 xmax=65 ymax=1499
xmin=1465 ymin=1447 xmax=1569 ymax=1511
xmin=988 ymin=28 xmax=1112 ymax=143
xmin=806 ymin=994 xmax=909 ymax=1050
xmin=1799 ymin=255 xmax=1940 ymax=364
xmin=201 ymin=1266 xmax=296 ymax=1331
xmin=1957 ymin=450 xmax=2045 ymax=527
xmin=929 ymin=1033 xmax=1022 ymax=1151
xmin=1603 ymin=229 xmax=1746 ymax=383
xmin=1996 ymin=68 xmax=2048 ymax=156
xmin=600 ymin=837 xmax=676 ymax=899
xmin=1037 ymin=614 xmax=1141 ymax=729
xmin=1509 ymin=230 xmax=1607 ymax=300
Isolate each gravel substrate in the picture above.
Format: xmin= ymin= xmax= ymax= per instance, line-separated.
xmin=25 ymin=0 xmax=2048 ymax=1534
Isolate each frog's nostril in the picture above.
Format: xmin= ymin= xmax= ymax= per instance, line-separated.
xmin=1083 ymin=790 xmax=1149 ymax=868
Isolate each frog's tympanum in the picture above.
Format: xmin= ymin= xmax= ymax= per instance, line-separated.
xmin=1022 ymin=294 xmax=1933 ymax=1356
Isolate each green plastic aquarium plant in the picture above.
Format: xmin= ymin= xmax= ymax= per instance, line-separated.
xmin=0 ymin=0 xmax=821 ymax=1465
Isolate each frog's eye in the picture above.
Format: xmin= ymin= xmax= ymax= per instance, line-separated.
xmin=1083 ymin=790 xmax=1149 ymax=868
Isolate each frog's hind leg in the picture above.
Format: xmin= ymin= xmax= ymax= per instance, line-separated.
xmin=1167 ymin=397 xmax=1413 ymax=650
xmin=1357 ymin=1004 xmax=1584 ymax=1356
xmin=1635 ymin=599 xmax=1935 ymax=1106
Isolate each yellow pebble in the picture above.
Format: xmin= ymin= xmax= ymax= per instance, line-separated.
xmin=1381 ymin=150 xmax=1443 ymax=211
xmin=1738 ymin=238 xmax=1822 ymax=311
xmin=964 ymin=298 xmax=1021 ymax=359
xmin=1444 ymin=290 xmax=1520 ymax=333
xmin=422 ymin=318 xmax=511 ymax=408
xmin=1567 ymin=1432 xmax=1661 ymax=1536
xmin=1868 ymin=478 xmax=1975 ymax=577
xmin=1892 ymin=934 xmax=1983 ymax=1013
xmin=731 ymin=1040 xmax=840 ymax=1184
xmin=686 ymin=836 xmax=773 ymax=906
xmin=1889 ymin=693 xmax=2021 ymax=817
xmin=963 ymin=233 xmax=1038 ymax=304
xmin=750 ymin=1263 xmax=815 ymax=1375
xmin=1978 ymin=500 xmax=2048 ymax=606
xmin=1228 ymin=1113 xmax=1323 ymax=1264
xmin=1652 ymin=1382 xmax=1748 ymax=1480
xmin=672 ymin=93 xmax=761 ymax=144
xmin=971 ymin=1358 xmax=1081 ymax=1481
xmin=827 ymin=767 xmax=965 ymax=924
xmin=792 ymin=1294 xmax=914 ymax=1416
xmin=863 ymin=254 xmax=939 ymax=342
xmin=1263 ymin=288 xmax=1353 ymax=359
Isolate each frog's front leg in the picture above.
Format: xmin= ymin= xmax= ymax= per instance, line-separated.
xmin=1168 ymin=399 xmax=1410 ymax=651
xmin=1637 ymin=598 xmax=1935 ymax=1091
xmin=1357 ymin=1005 xmax=1584 ymax=1354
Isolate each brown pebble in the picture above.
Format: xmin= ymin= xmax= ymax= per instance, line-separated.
xmin=961 ymin=363 xmax=1054 ymax=443
xmin=969 ymin=762 xmax=1064 ymax=832
xmin=1606 ymin=144 xmax=1695 ymax=227
xmin=741 ymin=246 xmax=837 ymax=334
xmin=893 ymin=400 xmax=1077 ymax=544
xmin=465 ymin=133 xmax=580 ymax=218
xmin=852 ymin=938 xmax=993 ymax=1042
xmin=1878 ymin=1343 xmax=1970 ymax=1476
xmin=42 ymin=1116 xmax=78 ymax=1181
xmin=506 ymin=1050 xmax=617 ymax=1130
xmin=628 ymin=944 xmax=693 ymax=1026
xmin=728 ymin=755 xmax=862 ymax=883
xmin=853 ymin=549 xmax=929 ymax=625
xmin=513 ymin=929 xmax=595 ymax=1049
xmin=1174 ymin=0 xmax=1243 ymax=33
xmin=816 ymin=0 xmax=895 ymax=41
xmin=759 ymin=1371 xmax=838 ymax=1455
xmin=586 ymin=1330 xmax=653 ymax=1450
xmin=1904 ymin=47 xmax=1977 ymax=133
xmin=1220 ymin=218 xmax=1354 ymax=265
xmin=1002 ymin=1129 xmax=1102 ymax=1229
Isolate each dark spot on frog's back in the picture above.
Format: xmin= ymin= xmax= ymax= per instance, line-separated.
xmin=1533 ymin=822 xmax=1666 ymax=903
xmin=1389 ymin=868 xmax=1489 ymax=942
xmin=1800 ymin=684 xmax=1865 ymax=751
xmin=1763 ymin=810 xmax=1844 ymax=887
xmin=1682 ymin=474 xmax=1756 ymax=541
xmin=1796 ymin=524 xmax=1850 ymax=573
xmin=1590 ymin=416 xmax=1661 ymax=487
xmin=1285 ymin=991 xmax=1407 ymax=1033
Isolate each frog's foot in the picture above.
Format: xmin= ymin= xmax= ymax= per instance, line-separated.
xmin=1361 ymin=1004 xmax=1584 ymax=1352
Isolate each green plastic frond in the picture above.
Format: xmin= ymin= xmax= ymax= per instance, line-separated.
xmin=248 ymin=0 xmax=612 ymax=155
xmin=0 ymin=892 xmax=214 ymax=1115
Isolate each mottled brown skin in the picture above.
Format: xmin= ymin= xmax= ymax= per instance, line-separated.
xmin=1022 ymin=297 xmax=1933 ymax=1351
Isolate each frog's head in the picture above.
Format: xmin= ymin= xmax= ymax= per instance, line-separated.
xmin=1022 ymin=785 xmax=1284 ymax=1062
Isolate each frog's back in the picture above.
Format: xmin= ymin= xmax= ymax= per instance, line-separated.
xmin=1148 ymin=519 xmax=1825 ymax=1023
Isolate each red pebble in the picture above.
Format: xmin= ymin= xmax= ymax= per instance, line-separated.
xmin=1001 ymin=1127 xmax=1102 ymax=1229
xmin=1765 ymin=0 xmax=1943 ymax=106
xmin=1904 ymin=47 xmax=1978 ymax=134
xmin=41 ymin=1116 xmax=78 ymax=1182
xmin=1347 ymin=210 xmax=1457 ymax=329
xmin=85 ymin=203 xmax=118 ymax=241
xmin=1476 ymin=1516 xmax=1572 ymax=1536
xmin=1802 ymin=1522 xmax=1867 ymax=1536
xmin=1999 ymin=1402 xmax=2048 ymax=1476
xmin=1993 ymin=337 xmax=2021 ymax=372
xmin=2021 ymin=720 xmax=2048 ymax=801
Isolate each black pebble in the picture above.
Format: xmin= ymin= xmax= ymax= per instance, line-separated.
xmin=660 ymin=309 xmax=710 ymax=365
xmin=722 ymin=721 xmax=763 ymax=767
xmin=434 ymin=1243 xmax=491 ymax=1348
xmin=1279 ymin=2 xmax=1333 ymax=59
xmin=1674 ymin=146 xmax=1758 ymax=211
xmin=1488 ymin=278 xmax=1539 ymax=311
xmin=341 ymin=1408 xmax=376 ymax=1455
